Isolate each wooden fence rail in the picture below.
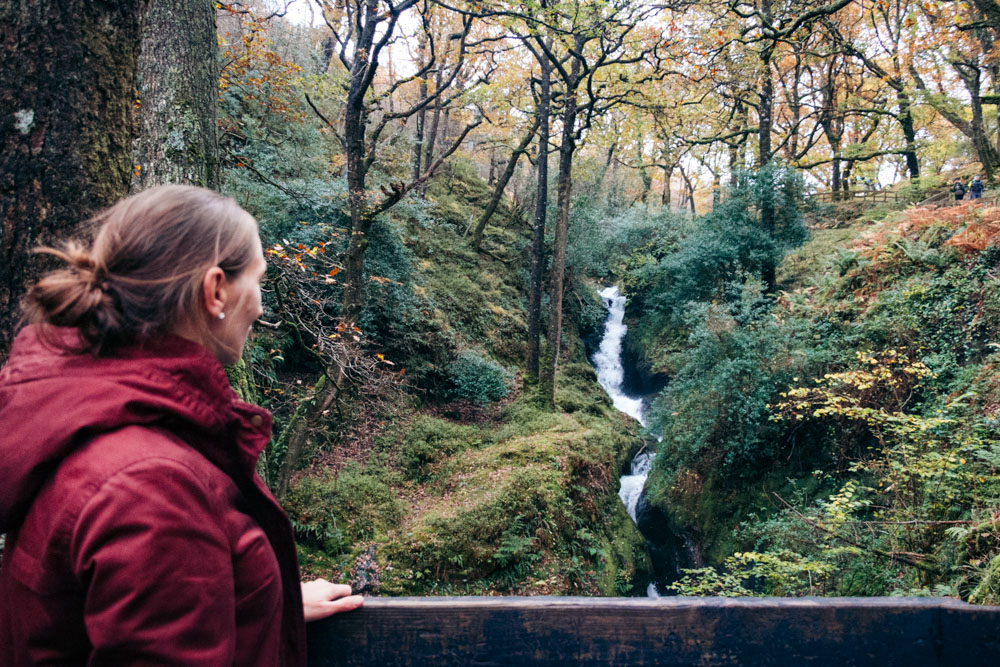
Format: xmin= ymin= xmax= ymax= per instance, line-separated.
xmin=306 ymin=596 xmax=1000 ymax=666
xmin=807 ymin=190 xmax=906 ymax=204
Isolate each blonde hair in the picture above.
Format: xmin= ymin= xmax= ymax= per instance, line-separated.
xmin=23 ymin=184 xmax=260 ymax=355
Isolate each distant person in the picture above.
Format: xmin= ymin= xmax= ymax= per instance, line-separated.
xmin=970 ymin=175 xmax=985 ymax=200
xmin=0 ymin=185 xmax=363 ymax=665
xmin=864 ymin=177 xmax=874 ymax=191
xmin=953 ymin=178 xmax=966 ymax=202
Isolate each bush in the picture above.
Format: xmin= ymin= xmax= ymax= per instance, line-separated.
xmin=285 ymin=463 xmax=403 ymax=553
xmin=446 ymin=350 xmax=512 ymax=404
xmin=399 ymin=415 xmax=485 ymax=478
xmin=637 ymin=164 xmax=807 ymax=333
xmin=647 ymin=278 xmax=794 ymax=479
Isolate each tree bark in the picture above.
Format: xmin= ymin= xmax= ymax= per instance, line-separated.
xmin=526 ymin=54 xmax=551 ymax=384
xmin=275 ymin=373 xmax=342 ymax=499
xmin=341 ymin=0 xmax=381 ymax=324
xmin=540 ymin=53 xmax=581 ymax=408
xmin=729 ymin=102 xmax=748 ymax=182
xmin=423 ymin=64 xmax=446 ymax=178
xmin=831 ymin=156 xmax=841 ymax=199
xmin=757 ymin=0 xmax=774 ymax=168
xmin=758 ymin=0 xmax=776 ymax=288
xmin=897 ymin=89 xmax=920 ymax=181
xmin=411 ymin=39 xmax=429 ymax=182
xmin=678 ymin=164 xmax=696 ymax=215
xmin=964 ymin=66 xmax=1000 ymax=180
xmin=638 ymin=141 xmax=652 ymax=205
xmin=662 ymin=164 xmax=673 ymax=208
xmin=0 ymin=0 xmax=149 ymax=360
xmin=132 ymin=0 xmax=219 ymax=191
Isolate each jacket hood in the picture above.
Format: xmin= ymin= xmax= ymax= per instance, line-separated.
xmin=0 ymin=325 xmax=272 ymax=533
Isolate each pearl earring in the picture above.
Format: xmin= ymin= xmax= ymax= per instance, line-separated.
xmin=218 ymin=312 xmax=226 ymax=320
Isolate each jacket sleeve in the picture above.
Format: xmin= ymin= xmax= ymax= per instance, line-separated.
xmin=70 ymin=458 xmax=237 ymax=665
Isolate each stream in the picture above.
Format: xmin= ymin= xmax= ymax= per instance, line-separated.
xmin=591 ymin=285 xmax=660 ymax=597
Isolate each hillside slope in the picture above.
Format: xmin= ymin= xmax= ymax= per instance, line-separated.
xmin=632 ymin=200 xmax=1000 ymax=600
xmin=234 ymin=162 xmax=654 ymax=596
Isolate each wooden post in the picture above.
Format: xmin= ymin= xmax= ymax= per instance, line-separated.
xmin=306 ymin=596 xmax=1000 ymax=666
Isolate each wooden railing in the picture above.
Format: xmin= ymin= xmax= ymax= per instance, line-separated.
xmin=306 ymin=596 xmax=1000 ymax=666
xmin=807 ymin=190 xmax=906 ymax=204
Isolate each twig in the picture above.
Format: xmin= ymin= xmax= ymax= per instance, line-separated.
xmin=772 ymin=492 xmax=938 ymax=573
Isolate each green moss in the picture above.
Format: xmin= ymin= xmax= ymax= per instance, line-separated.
xmin=969 ymin=555 xmax=1000 ymax=605
xmin=285 ymin=463 xmax=403 ymax=552
xmin=399 ymin=415 xmax=486 ymax=479
xmin=373 ymin=385 xmax=651 ymax=596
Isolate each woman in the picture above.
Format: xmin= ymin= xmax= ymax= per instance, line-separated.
xmin=953 ymin=177 xmax=967 ymax=202
xmin=0 ymin=185 xmax=362 ymax=665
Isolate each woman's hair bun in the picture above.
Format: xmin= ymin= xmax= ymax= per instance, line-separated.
xmin=23 ymin=242 xmax=124 ymax=354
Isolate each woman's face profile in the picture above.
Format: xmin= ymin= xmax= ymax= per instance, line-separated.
xmin=213 ymin=235 xmax=267 ymax=366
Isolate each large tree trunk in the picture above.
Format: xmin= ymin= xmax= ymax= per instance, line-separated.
xmin=341 ymin=0 xmax=380 ymax=324
xmin=965 ymin=67 xmax=1000 ymax=180
xmin=540 ymin=55 xmax=581 ymax=408
xmin=729 ymin=102 xmax=747 ymax=182
xmin=662 ymin=163 xmax=674 ymax=208
xmin=758 ymin=4 xmax=777 ymax=288
xmin=275 ymin=371 xmax=343 ymax=499
xmin=897 ymin=89 xmax=920 ymax=181
xmin=831 ymin=156 xmax=842 ymax=200
xmin=526 ymin=57 xmax=551 ymax=384
xmin=423 ymin=64 xmax=446 ymax=178
xmin=0 ymin=1 xmax=149 ymax=361
xmin=757 ymin=2 xmax=774 ymax=168
xmin=132 ymin=0 xmax=219 ymax=191
xmin=411 ymin=36 xmax=429 ymax=183
xmin=784 ymin=50 xmax=803 ymax=160
xmin=679 ymin=164 xmax=696 ymax=215
xmin=638 ymin=141 xmax=652 ymax=205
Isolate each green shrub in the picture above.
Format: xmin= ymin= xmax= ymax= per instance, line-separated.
xmin=446 ymin=350 xmax=512 ymax=405
xmin=399 ymin=414 xmax=485 ymax=477
xmin=285 ymin=463 xmax=403 ymax=553
xmin=637 ymin=164 xmax=807 ymax=333
xmin=647 ymin=278 xmax=794 ymax=481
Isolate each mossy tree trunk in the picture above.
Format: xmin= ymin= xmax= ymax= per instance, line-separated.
xmin=757 ymin=0 xmax=777 ymax=288
xmin=526 ymin=48 xmax=551 ymax=384
xmin=132 ymin=0 xmax=219 ymax=191
xmin=0 ymin=0 xmax=149 ymax=362
xmin=275 ymin=373 xmax=343 ymax=499
xmin=540 ymin=48 xmax=582 ymax=408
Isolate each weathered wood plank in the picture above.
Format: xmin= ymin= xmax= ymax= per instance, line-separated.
xmin=306 ymin=597 xmax=1000 ymax=666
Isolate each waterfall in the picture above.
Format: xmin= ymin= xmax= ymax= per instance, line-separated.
xmin=592 ymin=286 xmax=660 ymax=597
xmin=592 ymin=286 xmax=646 ymax=425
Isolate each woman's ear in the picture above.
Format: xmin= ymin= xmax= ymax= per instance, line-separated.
xmin=201 ymin=266 xmax=228 ymax=320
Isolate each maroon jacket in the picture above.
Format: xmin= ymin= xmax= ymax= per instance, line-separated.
xmin=0 ymin=326 xmax=305 ymax=666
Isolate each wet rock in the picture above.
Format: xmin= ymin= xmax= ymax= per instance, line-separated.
xmin=620 ymin=329 xmax=668 ymax=398
xmin=635 ymin=491 xmax=701 ymax=589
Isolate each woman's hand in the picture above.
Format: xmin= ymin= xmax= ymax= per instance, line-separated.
xmin=301 ymin=579 xmax=364 ymax=622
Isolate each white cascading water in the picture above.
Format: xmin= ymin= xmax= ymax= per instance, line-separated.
xmin=592 ymin=286 xmax=660 ymax=597
xmin=592 ymin=286 xmax=646 ymax=425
